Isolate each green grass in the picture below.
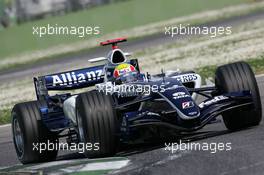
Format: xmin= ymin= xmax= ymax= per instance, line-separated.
xmin=0 ymin=109 xmax=11 ymax=125
xmin=196 ymin=65 xmax=218 ymax=79
xmin=0 ymin=1 xmax=4 ymax=17
xmin=196 ymin=56 xmax=264 ymax=79
xmin=0 ymin=0 xmax=252 ymax=59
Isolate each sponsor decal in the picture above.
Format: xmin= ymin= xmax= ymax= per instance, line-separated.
xmin=52 ymin=70 xmax=103 ymax=86
xmin=175 ymin=74 xmax=198 ymax=83
xmin=146 ymin=112 xmax=161 ymax=117
xmin=199 ymin=95 xmax=229 ymax=108
xmin=188 ymin=111 xmax=198 ymax=116
xmin=173 ymin=92 xmax=190 ymax=99
xmin=182 ymin=101 xmax=194 ymax=109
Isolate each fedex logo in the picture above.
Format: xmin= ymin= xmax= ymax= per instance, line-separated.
xmin=199 ymin=95 xmax=228 ymax=108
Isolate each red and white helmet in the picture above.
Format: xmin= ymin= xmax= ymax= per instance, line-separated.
xmin=113 ymin=63 xmax=138 ymax=83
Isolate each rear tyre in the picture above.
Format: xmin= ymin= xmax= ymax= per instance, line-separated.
xmin=76 ymin=91 xmax=119 ymax=158
xmin=215 ymin=61 xmax=262 ymax=130
xmin=11 ymin=101 xmax=58 ymax=164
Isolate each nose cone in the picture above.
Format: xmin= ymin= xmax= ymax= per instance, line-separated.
xmin=158 ymin=83 xmax=200 ymax=120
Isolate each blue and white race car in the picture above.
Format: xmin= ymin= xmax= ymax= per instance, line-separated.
xmin=12 ymin=38 xmax=262 ymax=164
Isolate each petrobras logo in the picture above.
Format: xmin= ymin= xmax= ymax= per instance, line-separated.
xmin=172 ymin=92 xmax=190 ymax=99
xmin=52 ymin=69 xmax=103 ymax=86
xmin=182 ymin=101 xmax=194 ymax=109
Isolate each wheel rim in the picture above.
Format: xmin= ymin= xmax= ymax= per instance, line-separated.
xmin=13 ymin=118 xmax=24 ymax=156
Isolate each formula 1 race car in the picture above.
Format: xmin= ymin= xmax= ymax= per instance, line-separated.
xmin=11 ymin=38 xmax=262 ymax=164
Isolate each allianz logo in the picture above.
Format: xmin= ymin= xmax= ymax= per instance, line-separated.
xmin=52 ymin=70 xmax=103 ymax=86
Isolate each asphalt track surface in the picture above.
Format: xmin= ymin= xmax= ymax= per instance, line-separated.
xmin=0 ymin=75 xmax=263 ymax=175
xmin=1 ymin=11 xmax=264 ymax=175
xmin=115 ymin=76 xmax=264 ymax=175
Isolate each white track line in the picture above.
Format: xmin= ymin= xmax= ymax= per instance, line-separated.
xmin=78 ymin=160 xmax=129 ymax=172
xmin=0 ymin=124 xmax=11 ymax=128
xmin=256 ymin=74 xmax=264 ymax=78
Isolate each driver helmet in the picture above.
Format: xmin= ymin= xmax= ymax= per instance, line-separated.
xmin=113 ymin=63 xmax=138 ymax=83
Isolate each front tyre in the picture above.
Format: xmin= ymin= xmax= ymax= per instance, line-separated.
xmin=11 ymin=101 xmax=58 ymax=164
xmin=76 ymin=91 xmax=119 ymax=158
xmin=215 ymin=61 xmax=262 ymax=130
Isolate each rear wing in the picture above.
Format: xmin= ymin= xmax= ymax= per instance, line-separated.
xmin=34 ymin=59 xmax=139 ymax=99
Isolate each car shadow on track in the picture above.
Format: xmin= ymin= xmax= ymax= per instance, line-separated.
xmin=116 ymin=129 xmax=230 ymax=157
xmin=55 ymin=125 xmax=258 ymax=161
xmin=117 ymin=124 xmax=260 ymax=157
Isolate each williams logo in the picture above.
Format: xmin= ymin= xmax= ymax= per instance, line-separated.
xmin=52 ymin=69 xmax=103 ymax=86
